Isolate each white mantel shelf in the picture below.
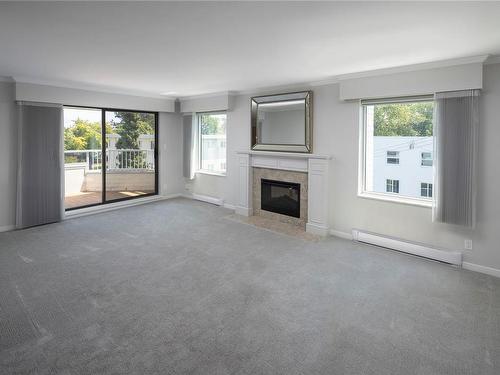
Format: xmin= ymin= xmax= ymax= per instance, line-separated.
xmin=237 ymin=150 xmax=332 ymax=160
xmin=235 ymin=150 xmax=331 ymax=236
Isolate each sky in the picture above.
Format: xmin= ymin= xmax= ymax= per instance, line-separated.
xmin=63 ymin=107 xmax=120 ymax=128
xmin=63 ymin=107 xmax=101 ymax=128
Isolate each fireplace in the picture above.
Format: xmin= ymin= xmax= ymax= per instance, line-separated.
xmin=261 ymin=179 xmax=300 ymax=218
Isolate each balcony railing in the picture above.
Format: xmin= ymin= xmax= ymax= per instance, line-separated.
xmin=64 ymin=149 xmax=155 ymax=171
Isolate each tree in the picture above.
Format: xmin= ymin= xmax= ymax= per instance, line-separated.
xmin=64 ymin=119 xmax=103 ymax=150
xmin=374 ymin=102 xmax=433 ymax=136
xmin=112 ymin=112 xmax=155 ymax=149
xmin=108 ymin=112 xmax=155 ymax=168
xmin=200 ymin=114 xmax=226 ymax=135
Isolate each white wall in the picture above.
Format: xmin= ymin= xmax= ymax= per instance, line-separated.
xmin=0 ymin=81 xmax=17 ymax=231
xmin=192 ymin=63 xmax=500 ymax=272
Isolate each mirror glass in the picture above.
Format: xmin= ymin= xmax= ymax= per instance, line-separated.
xmin=251 ymin=91 xmax=312 ymax=153
xmin=258 ymin=100 xmax=305 ymax=145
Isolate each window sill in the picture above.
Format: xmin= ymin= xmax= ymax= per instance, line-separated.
xmin=196 ymin=170 xmax=226 ymax=177
xmin=358 ymin=191 xmax=432 ymax=208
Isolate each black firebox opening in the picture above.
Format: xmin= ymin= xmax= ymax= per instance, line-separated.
xmin=261 ymin=179 xmax=300 ymax=218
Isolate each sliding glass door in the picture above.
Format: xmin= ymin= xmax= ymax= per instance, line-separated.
xmin=105 ymin=110 xmax=157 ymax=202
xmin=63 ymin=107 xmax=158 ymax=210
xmin=64 ymin=107 xmax=103 ymax=209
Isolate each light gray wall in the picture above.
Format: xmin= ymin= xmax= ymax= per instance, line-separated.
xmin=339 ymin=62 xmax=483 ymax=100
xmin=0 ymin=82 xmax=17 ymax=231
xmin=158 ymin=112 xmax=184 ymax=196
xmin=180 ymin=93 xmax=232 ymax=113
xmin=193 ymin=63 xmax=500 ymax=271
xmin=188 ymin=173 xmax=226 ymax=199
xmin=16 ymin=82 xmax=175 ymax=113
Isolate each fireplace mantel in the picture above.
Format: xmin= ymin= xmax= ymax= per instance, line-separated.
xmin=235 ymin=150 xmax=332 ymax=236
xmin=237 ymin=150 xmax=331 ymax=159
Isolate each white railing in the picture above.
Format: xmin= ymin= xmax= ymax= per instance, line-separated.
xmin=64 ymin=149 xmax=155 ymax=171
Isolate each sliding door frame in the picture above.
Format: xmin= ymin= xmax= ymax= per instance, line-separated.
xmin=64 ymin=105 xmax=159 ymax=211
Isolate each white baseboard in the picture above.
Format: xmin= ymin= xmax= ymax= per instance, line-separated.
xmin=234 ymin=206 xmax=252 ymax=216
xmin=191 ymin=193 xmax=223 ymax=206
xmin=0 ymin=224 xmax=15 ymax=233
xmin=353 ymin=229 xmax=462 ymax=266
xmin=306 ymin=222 xmax=329 ymax=237
xmin=162 ymin=193 xmax=183 ymax=200
xmin=462 ymin=262 xmax=500 ymax=278
xmin=329 ymin=229 xmax=353 ymax=240
xmin=223 ymin=203 xmax=236 ymax=210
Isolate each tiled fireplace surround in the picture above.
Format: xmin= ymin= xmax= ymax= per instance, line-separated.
xmin=253 ymin=167 xmax=308 ymax=227
xmin=236 ymin=151 xmax=332 ymax=236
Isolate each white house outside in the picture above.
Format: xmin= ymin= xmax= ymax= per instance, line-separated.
xmin=366 ymin=136 xmax=434 ymax=199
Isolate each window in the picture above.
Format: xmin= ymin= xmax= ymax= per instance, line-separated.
xmin=421 ymin=183 xmax=433 ymax=197
xmin=421 ymin=152 xmax=433 ymax=166
xmin=387 ymin=151 xmax=400 ymax=164
xmin=360 ymin=96 xmax=434 ymax=203
xmin=198 ymin=112 xmax=227 ymax=175
xmin=63 ymin=107 xmax=158 ymax=210
xmin=386 ymin=179 xmax=399 ymax=193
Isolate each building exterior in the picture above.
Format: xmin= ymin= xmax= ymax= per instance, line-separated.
xmin=366 ymin=136 xmax=434 ymax=199
xmin=200 ymin=134 xmax=227 ymax=173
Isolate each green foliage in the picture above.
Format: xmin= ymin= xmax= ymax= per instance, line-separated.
xmin=200 ymin=114 xmax=226 ymax=135
xmin=64 ymin=119 xmax=103 ymax=150
xmin=111 ymin=112 xmax=155 ymax=149
xmin=374 ymin=102 xmax=433 ymax=136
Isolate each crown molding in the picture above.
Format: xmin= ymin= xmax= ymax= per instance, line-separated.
xmin=12 ymin=76 xmax=170 ymax=100
xmin=336 ymin=55 xmax=489 ymax=81
xmin=484 ymin=55 xmax=500 ymax=65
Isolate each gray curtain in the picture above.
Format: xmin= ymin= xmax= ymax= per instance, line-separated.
xmin=183 ymin=114 xmax=196 ymax=179
xmin=433 ymin=89 xmax=480 ymax=227
xmin=17 ymin=102 xmax=63 ymax=229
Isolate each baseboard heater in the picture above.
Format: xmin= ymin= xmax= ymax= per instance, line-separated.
xmin=352 ymin=230 xmax=462 ymax=266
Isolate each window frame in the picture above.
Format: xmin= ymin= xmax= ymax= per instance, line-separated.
xmin=386 ymin=179 xmax=400 ymax=194
xmin=420 ymin=182 xmax=433 ymax=198
xmin=64 ymin=105 xmax=159 ymax=211
xmin=358 ymin=95 xmax=434 ymax=208
xmin=421 ymin=152 xmax=433 ymax=167
xmin=197 ymin=111 xmax=227 ymax=177
xmin=386 ymin=151 xmax=400 ymax=165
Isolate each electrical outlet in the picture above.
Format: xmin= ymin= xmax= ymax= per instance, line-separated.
xmin=464 ymin=239 xmax=473 ymax=251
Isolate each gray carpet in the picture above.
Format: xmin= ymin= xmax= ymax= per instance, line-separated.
xmin=0 ymin=198 xmax=499 ymax=375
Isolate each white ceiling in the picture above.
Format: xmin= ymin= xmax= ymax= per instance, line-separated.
xmin=1 ymin=1 xmax=500 ymax=98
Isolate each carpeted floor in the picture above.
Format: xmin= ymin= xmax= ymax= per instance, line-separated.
xmin=0 ymin=198 xmax=499 ymax=375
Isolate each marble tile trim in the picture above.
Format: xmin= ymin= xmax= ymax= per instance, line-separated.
xmin=252 ymin=167 xmax=308 ymax=227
